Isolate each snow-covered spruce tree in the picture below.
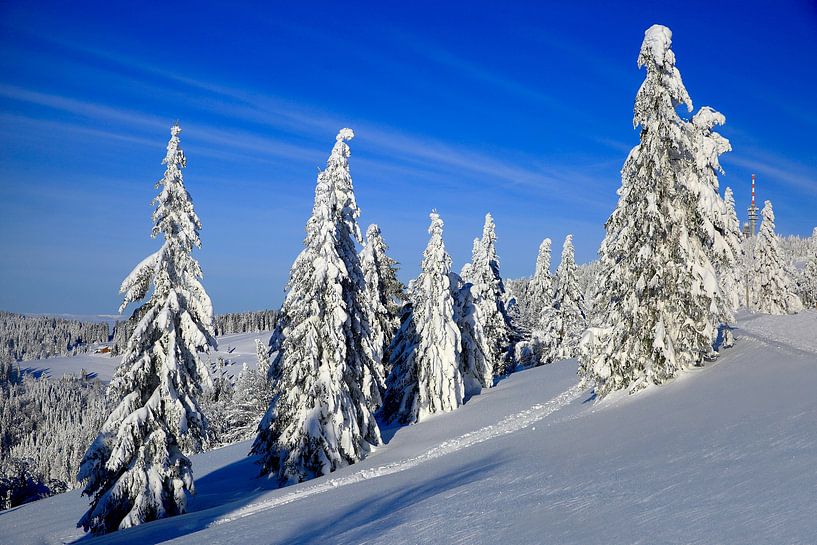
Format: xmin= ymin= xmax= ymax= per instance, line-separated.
xmin=552 ymin=235 xmax=587 ymax=359
xmin=252 ymin=129 xmax=380 ymax=485
xmin=578 ymin=25 xmax=719 ymax=397
xmin=800 ymin=227 xmax=817 ymax=309
xmin=77 ymin=124 xmax=216 ymax=535
xmin=255 ymin=338 xmax=271 ymax=377
xmin=524 ymin=238 xmax=560 ymax=366
xmin=382 ymin=212 xmax=464 ymax=424
xmin=723 ymin=187 xmax=746 ymax=307
xmin=222 ymin=363 xmax=272 ymax=445
xmin=688 ymin=108 xmax=742 ymax=335
xmin=524 ymin=238 xmax=554 ymax=328
xmin=453 ymin=270 xmax=493 ymax=391
xmin=750 ymin=201 xmax=804 ymax=314
xmin=360 ymin=224 xmax=406 ymax=374
xmin=330 ymin=135 xmax=384 ymax=411
xmin=464 ymin=213 xmax=516 ymax=376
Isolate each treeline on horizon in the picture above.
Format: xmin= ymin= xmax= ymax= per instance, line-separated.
xmin=0 ymin=309 xmax=278 ymax=364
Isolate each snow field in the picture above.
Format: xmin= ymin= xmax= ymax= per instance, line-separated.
xmin=2 ymin=315 xmax=817 ymax=544
xmin=213 ymin=381 xmax=585 ymax=526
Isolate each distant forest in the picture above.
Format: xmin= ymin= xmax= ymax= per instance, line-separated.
xmin=0 ymin=309 xmax=277 ymax=362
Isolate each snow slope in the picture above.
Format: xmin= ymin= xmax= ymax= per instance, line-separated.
xmin=18 ymin=331 xmax=270 ymax=382
xmin=2 ymin=312 xmax=816 ymax=544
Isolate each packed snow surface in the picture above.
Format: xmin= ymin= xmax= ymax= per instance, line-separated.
xmin=2 ymin=312 xmax=816 ymax=544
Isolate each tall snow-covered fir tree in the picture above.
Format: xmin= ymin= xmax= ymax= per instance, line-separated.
xmin=77 ymin=123 xmax=217 ymax=535
xmin=463 ymin=213 xmax=516 ymax=376
xmin=360 ymin=223 xmax=406 ymax=375
xmin=750 ymin=201 xmax=804 ymax=315
xmin=688 ymin=107 xmax=742 ymax=332
xmin=722 ymin=187 xmax=746 ymax=309
xmin=382 ymin=212 xmax=464 ymax=425
xmin=453 ymin=270 xmax=493 ymax=391
xmin=551 ymin=235 xmax=587 ymax=359
xmin=524 ymin=238 xmax=554 ymax=328
xmin=800 ymin=227 xmax=817 ymax=309
xmin=578 ymin=25 xmax=719 ymax=397
xmin=252 ymin=129 xmax=380 ymax=485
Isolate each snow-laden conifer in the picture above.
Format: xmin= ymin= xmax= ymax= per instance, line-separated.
xmin=453 ymin=271 xmax=493 ymax=391
xmin=688 ymin=108 xmax=742 ymax=330
xmin=800 ymin=227 xmax=817 ymax=309
xmin=77 ymin=124 xmax=216 ymax=535
xmin=252 ymin=129 xmax=380 ymax=485
xmin=578 ymin=25 xmax=719 ymax=397
xmin=722 ymin=187 xmax=746 ymax=307
xmin=551 ymin=235 xmax=587 ymax=359
xmin=750 ymin=201 xmax=804 ymax=314
xmin=382 ymin=212 xmax=464 ymax=424
xmin=360 ymin=224 xmax=406 ymax=374
xmin=464 ymin=213 xmax=516 ymax=376
xmin=222 ymin=363 xmax=272 ymax=445
xmin=255 ymin=338 xmax=271 ymax=377
xmin=524 ymin=238 xmax=554 ymax=328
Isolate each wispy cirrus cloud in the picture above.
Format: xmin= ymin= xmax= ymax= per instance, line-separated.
xmin=724 ymin=152 xmax=817 ymax=197
xmin=2 ymin=29 xmax=619 ymax=209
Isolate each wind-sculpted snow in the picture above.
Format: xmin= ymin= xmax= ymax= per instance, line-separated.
xmin=211 ymin=382 xmax=585 ymax=526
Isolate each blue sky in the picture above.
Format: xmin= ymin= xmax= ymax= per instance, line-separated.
xmin=1 ymin=1 xmax=815 ymax=315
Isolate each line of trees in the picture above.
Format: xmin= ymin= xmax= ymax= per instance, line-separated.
xmin=0 ymin=311 xmax=109 ymax=362
xmin=110 ymin=309 xmax=278 ymax=356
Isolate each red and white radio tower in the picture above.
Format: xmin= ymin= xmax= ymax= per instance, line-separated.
xmin=747 ymin=174 xmax=759 ymax=237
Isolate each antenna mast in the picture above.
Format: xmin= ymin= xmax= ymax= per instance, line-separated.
xmin=747 ymin=174 xmax=759 ymax=237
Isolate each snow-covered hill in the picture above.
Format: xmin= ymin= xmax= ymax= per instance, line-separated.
xmin=2 ymin=312 xmax=816 ymax=544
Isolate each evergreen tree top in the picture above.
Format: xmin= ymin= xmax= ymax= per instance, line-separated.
xmin=428 ymin=210 xmax=444 ymax=239
xmin=482 ymin=213 xmax=496 ymax=251
xmin=560 ymin=234 xmax=575 ymax=261
xmin=635 ymin=24 xmax=692 ymax=128
xmin=152 ymin=123 xmax=202 ymax=252
xmin=366 ymin=223 xmax=381 ymax=239
xmin=761 ymin=200 xmax=775 ymax=229
xmin=532 ymin=238 xmax=553 ymax=283
xmin=533 ymin=238 xmax=552 ymax=281
xmin=323 ymin=128 xmax=361 ymax=244
xmin=327 ymin=128 xmax=354 ymax=167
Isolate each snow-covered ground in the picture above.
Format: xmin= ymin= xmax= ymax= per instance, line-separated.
xmin=18 ymin=331 xmax=270 ymax=382
xmin=2 ymin=312 xmax=816 ymax=544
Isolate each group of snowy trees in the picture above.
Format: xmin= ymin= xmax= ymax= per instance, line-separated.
xmin=798 ymin=228 xmax=817 ymax=309
xmin=577 ymin=25 xmax=807 ymax=399
xmin=250 ymin=130 xmax=537 ymax=488
xmin=1 ymin=362 xmax=108 ymax=510
xmin=760 ymin=226 xmax=817 ymax=313
xmin=0 ymin=311 xmax=109 ymax=361
xmin=745 ymin=201 xmax=804 ymax=314
xmin=5 ymin=23 xmax=814 ymax=536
